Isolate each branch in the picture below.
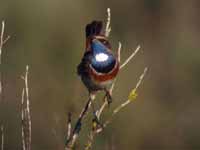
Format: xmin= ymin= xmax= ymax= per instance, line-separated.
xmin=66 ymin=112 xmax=72 ymax=140
xmin=0 ymin=21 xmax=4 ymax=150
xmin=0 ymin=20 xmax=10 ymax=150
xmin=0 ymin=21 xmax=7 ymax=102
xmin=117 ymin=42 xmax=122 ymax=62
xmin=105 ymin=8 xmax=111 ymax=37
xmin=0 ymin=21 xmax=5 ymax=64
xmin=120 ymin=45 xmax=141 ymax=69
xmin=85 ymin=67 xmax=148 ymax=149
xmin=21 ymin=65 xmax=31 ymax=150
xmin=0 ymin=21 xmax=10 ymax=65
xmin=101 ymin=67 xmax=147 ymax=130
xmin=109 ymin=67 xmax=148 ymax=118
xmin=21 ymin=88 xmax=25 ymax=150
xmin=97 ymin=43 xmax=141 ymax=120
xmin=96 ymin=80 xmax=116 ymax=120
xmin=65 ymin=95 xmax=95 ymax=150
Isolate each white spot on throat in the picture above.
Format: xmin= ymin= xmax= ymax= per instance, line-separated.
xmin=95 ymin=53 xmax=109 ymax=62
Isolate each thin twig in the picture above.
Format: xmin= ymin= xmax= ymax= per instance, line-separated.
xmin=0 ymin=21 xmax=5 ymax=63
xmin=65 ymin=95 xmax=95 ymax=150
xmin=105 ymin=8 xmax=111 ymax=37
xmin=86 ymin=67 xmax=148 ymax=149
xmin=134 ymin=67 xmax=148 ymax=91
xmin=3 ymin=36 xmax=10 ymax=45
xmin=0 ymin=21 xmax=10 ymax=65
xmin=25 ymin=65 xmax=31 ymax=150
xmin=21 ymin=65 xmax=31 ymax=150
xmin=0 ymin=20 xmax=9 ymax=150
xmin=21 ymin=88 xmax=26 ymax=150
xmin=104 ymin=67 xmax=148 ymax=127
xmin=97 ymin=44 xmax=140 ymax=119
xmin=96 ymin=80 xmax=116 ymax=120
xmin=84 ymin=67 xmax=148 ymax=150
xmin=0 ymin=21 xmax=5 ymax=100
xmin=117 ymin=42 xmax=122 ymax=63
xmin=120 ymin=45 xmax=141 ymax=69
xmin=67 ymin=113 xmax=72 ymax=140
xmin=0 ymin=21 xmax=5 ymax=150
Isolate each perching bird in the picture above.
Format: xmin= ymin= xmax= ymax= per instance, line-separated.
xmin=77 ymin=21 xmax=119 ymax=104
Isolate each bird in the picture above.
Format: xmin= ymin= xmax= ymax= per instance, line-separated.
xmin=77 ymin=20 xmax=119 ymax=104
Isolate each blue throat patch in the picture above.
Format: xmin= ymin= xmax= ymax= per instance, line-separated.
xmin=91 ymin=40 xmax=116 ymax=73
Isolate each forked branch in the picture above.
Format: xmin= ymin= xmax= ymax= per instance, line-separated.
xmin=65 ymin=8 xmax=147 ymax=150
xmin=65 ymin=95 xmax=96 ymax=150
xmin=0 ymin=20 xmax=10 ymax=150
xmin=85 ymin=46 xmax=146 ymax=150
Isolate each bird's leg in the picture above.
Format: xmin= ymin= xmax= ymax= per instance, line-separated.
xmin=104 ymin=88 xmax=112 ymax=106
xmin=89 ymin=92 xmax=103 ymax=128
xmin=89 ymin=92 xmax=96 ymax=113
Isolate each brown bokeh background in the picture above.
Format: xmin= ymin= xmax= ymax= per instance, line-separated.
xmin=1 ymin=0 xmax=200 ymax=150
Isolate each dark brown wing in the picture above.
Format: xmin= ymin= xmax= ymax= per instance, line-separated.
xmin=77 ymin=51 xmax=92 ymax=76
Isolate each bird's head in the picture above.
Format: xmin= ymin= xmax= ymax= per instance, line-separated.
xmin=85 ymin=21 xmax=111 ymax=51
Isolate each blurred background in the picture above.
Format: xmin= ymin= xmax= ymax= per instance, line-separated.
xmin=0 ymin=0 xmax=200 ymax=149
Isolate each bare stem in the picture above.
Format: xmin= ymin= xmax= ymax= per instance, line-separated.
xmin=105 ymin=8 xmax=111 ymax=37
xmin=0 ymin=21 xmax=5 ymax=150
xmin=67 ymin=112 xmax=72 ymax=140
xmin=0 ymin=20 xmax=10 ymax=65
xmin=21 ymin=65 xmax=31 ymax=150
xmin=96 ymin=80 xmax=116 ymax=120
xmin=0 ymin=21 xmax=5 ymax=64
xmin=104 ymin=67 xmax=148 ymax=128
xmin=97 ymin=44 xmax=141 ymax=119
xmin=0 ymin=20 xmax=10 ymax=150
xmin=117 ymin=42 xmax=122 ymax=63
xmin=0 ymin=21 xmax=5 ymax=101
xmin=85 ymin=67 xmax=148 ymax=149
xmin=21 ymin=89 xmax=26 ymax=150
xmin=120 ymin=45 xmax=141 ymax=69
xmin=65 ymin=95 xmax=95 ymax=150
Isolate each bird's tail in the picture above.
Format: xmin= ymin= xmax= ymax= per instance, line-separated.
xmin=85 ymin=21 xmax=103 ymax=38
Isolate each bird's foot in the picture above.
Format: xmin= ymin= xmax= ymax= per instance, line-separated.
xmin=104 ymin=90 xmax=112 ymax=107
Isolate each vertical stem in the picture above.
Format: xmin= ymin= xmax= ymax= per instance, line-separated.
xmin=24 ymin=66 xmax=31 ymax=150
xmin=21 ymin=65 xmax=31 ymax=150
xmin=0 ymin=21 xmax=5 ymax=99
xmin=0 ymin=20 xmax=10 ymax=150
xmin=0 ymin=21 xmax=5 ymax=150
xmin=21 ymin=89 xmax=25 ymax=150
xmin=0 ymin=21 xmax=5 ymax=64
xmin=105 ymin=8 xmax=111 ymax=37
